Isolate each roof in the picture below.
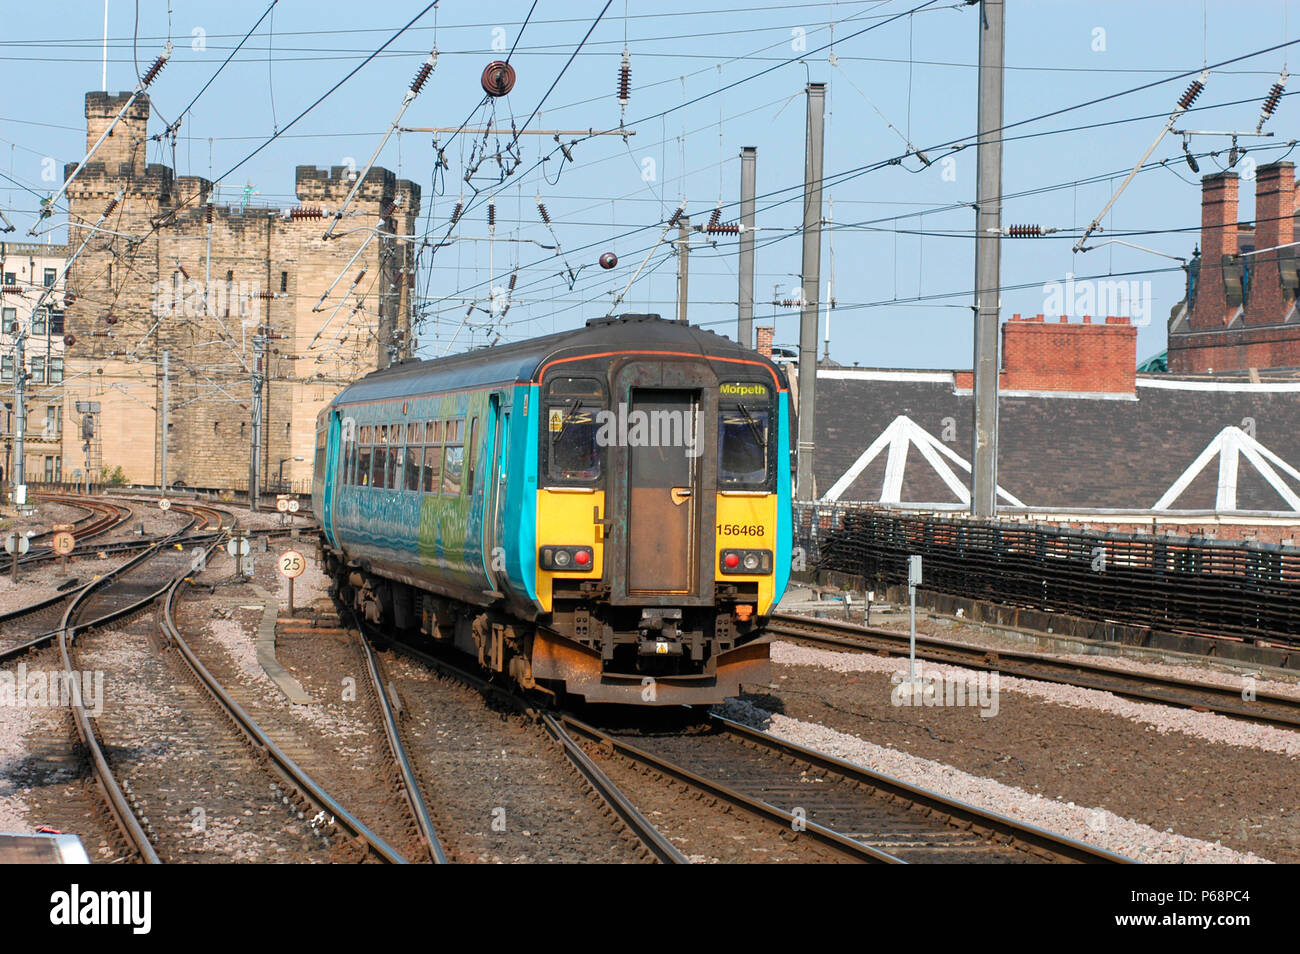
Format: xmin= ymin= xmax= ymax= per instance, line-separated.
xmin=333 ymin=314 xmax=785 ymax=405
xmin=814 ymin=369 xmax=1300 ymax=511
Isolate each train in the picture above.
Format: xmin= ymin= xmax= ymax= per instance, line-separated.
xmin=311 ymin=313 xmax=793 ymax=705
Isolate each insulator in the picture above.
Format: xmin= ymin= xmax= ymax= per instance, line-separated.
xmin=381 ymin=200 xmax=399 ymax=218
xmin=1262 ymin=82 xmax=1285 ymax=117
xmin=177 ymin=263 xmax=190 ymax=280
xmin=667 ymin=206 xmax=685 ymax=227
xmin=488 ymin=202 xmax=496 ymax=228
xmin=508 ymin=272 xmax=518 ymax=292
xmin=352 ymin=268 xmax=367 ymax=286
xmin=1008 ymin=224 xmax=1042 ymax=238
xmin=205 ymin=204 xmax=215 ymax=224
xmin=103 ymin=197 xmax=119 ymax=217
xmin=481 ymin=60 xmax=516 ymax=98
xmin=708 ymin=206 xmax=722 ymax=232
xmin=1177 ymin=79 xmax=1204 ymax=111
xmin=708 ymin=221 xmax=740 ymax=235
xmin=599 ymin=251 xmax=618 ymax=270
xmin=291 ymin=207 xmax=324 ymax=220
xmin=450 ymin=199 xmax=463 ymax=224
xmin=536 ymin=198 xmax=551 ymax=225
xmin=410 ymin=59 xmax=434 ymax=95
xmin=466 ymin=303 xmax=475 ymax=317
xmin=141 ymin=51 xmax=170 ymax=87
xmin=617 ymin=50 xmax=631 ymax=105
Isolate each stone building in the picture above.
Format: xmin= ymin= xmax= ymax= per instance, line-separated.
xmin=0 ymin=241 xmax=69 ymax=484
xmin=59 ymin=91 xmax=421 ymax=492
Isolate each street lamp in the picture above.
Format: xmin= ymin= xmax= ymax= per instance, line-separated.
xmin=277 ymin=456 xmax=305 ymax=493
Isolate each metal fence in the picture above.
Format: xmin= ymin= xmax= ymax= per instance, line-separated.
xmin=800 ymin=504 xmax=1300 ymax=645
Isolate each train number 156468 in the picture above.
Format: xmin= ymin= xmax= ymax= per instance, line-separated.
xmin=716 ymin=523 xmax=765 ymax=537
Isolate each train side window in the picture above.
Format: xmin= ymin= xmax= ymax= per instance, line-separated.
xmin=429 ymin=420 xmax=443 ymax=443
xmin=407 ymin=422 xmax=423 ymax=444
xmin=465 ymin=416 xmax=478 ymax=493
xmin=388 ymin=444 xmax=403 ymax=490
xmin=405 ymin=444 xmax=422 ymax=491
xmin=443 ymin=445 xmax=464 ymax=495
xmin=422 ymin=444 xmax=442 ymax=493
xmin=357 ymin=442 xmax=372 ymax=487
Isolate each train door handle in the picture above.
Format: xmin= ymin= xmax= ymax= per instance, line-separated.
xmin=593 ymin=505 xmax=611 ymax=539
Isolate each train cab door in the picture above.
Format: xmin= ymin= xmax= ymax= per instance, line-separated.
xmin=610 ymin=361 xmax=717 ymax=607
xmin=481 ymin=393 xmax=510 ymax=596
xmin=321 ymin=409 xmax=342 ymax=549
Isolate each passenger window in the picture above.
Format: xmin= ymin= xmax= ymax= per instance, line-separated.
xmin=422 ymin=445 xmax=441 ymax=493
xmin=358 ymin=445 xmax=372 ymax=487
xmin=443 ymin=445 xmax=464 ymax=495
xmin=405 ymin=446 xmax=422 ymax=491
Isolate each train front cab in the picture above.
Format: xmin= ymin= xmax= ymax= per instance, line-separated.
xmin=528 ymin=353 xmax=791 ymax=705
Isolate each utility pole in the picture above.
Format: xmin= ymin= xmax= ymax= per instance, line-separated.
xmin=13 ymin=330 xmax=25 ymax=506
xmin=738 ymin=146 xmax=757 ymax=349
xmin=676 ymin=216 xmax=690 ymax=324
xmin=250 ymin=332 xmax=265 ymax=512
xmin=160 ymin=349 xmax=169 ymax=490
xmin=971 ymin=0 xmax=1005 ymax=518
xmin=796 ymin=82 xmax=826 ymax=503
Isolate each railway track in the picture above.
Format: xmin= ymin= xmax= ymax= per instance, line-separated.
xmin=768 ymin=612 xmax=1300 ymax=731
xmin=35 ymin=531 xmax=411 ymax=863
xmin=377 ymin=633 xmax=684 ymax=863
xmin=560 ymin=712 xmax=1130 ymax=864
xmin=380 ymin=633 xmax=1125 ymax=863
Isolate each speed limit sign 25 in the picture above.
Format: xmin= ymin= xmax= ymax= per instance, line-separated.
xmin=279 ymin=549 xmax=306 ymax=579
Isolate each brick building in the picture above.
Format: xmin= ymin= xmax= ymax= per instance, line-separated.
xmin=1168 ymin=162 xmax=1300 ymax=372
xmin=0 ymin=242 xmax=69 ymax=484
xmin=58 ymin=91 xmax=421 ymax=491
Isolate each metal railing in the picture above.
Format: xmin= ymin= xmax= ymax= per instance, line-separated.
xmin=802 ymin=504 xmax=1300 ymax=645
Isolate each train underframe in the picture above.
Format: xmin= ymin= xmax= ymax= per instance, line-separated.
xmin=325 ymin=548 xmax=771 ymax=706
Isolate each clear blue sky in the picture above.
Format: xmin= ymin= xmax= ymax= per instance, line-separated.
xmin=1 ymin=0 xmax=1296 ymax=368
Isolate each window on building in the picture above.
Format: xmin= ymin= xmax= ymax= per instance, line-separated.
xmin=2 ymin=272 xmax=14 ymax=286
xmin=280 ymin=271 xmax=288 ymax=293
xmin=33 ymin=308 xmax=46 ymax=335
xmin=50 ymin=311 xmax=65 ymax=335
xmin=43 ymin=268 xmax=57 ymax=287
xmin=29 ymin=357 xmax=44 ymax=384
xmin=43 ymin=406 xmax=59 ymax=440
xmin=1 ymin=356 xmax=12 ymax=382
xmin=48 ymin=358 xmax=64 ymax=384
xmin=1 ymin=308 xmax=15 ymax=334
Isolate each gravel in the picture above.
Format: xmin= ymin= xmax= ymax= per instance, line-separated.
xmin=716 ymin=695 xmax=1269 ymax=864
xmin=771 ymin=641 xmax=1300 ymax=758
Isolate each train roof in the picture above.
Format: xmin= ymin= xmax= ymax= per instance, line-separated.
xmin=332 ymin=313 xmax=787 ymax=405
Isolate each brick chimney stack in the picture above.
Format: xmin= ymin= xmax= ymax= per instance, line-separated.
xmin=1189 ymin=172 xmax=1241 ymax=330
xmin=756 ymin=326 xmax=774 ymax=357
xmin=1244 ymin=161 xmax=1295 ymax=326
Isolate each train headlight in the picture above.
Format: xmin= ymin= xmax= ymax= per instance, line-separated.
xmin=539 ymin=546 xmax=595 ymax=572
xmin=720 ymin=549 xmax=772 ymax=575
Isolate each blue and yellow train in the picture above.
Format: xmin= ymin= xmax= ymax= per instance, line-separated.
xmin=312 ymin=313 xmax=792 ymax=705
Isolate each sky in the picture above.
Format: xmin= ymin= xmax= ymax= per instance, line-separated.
xmin=1 ymin=0 xmax=1297 ymax=370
